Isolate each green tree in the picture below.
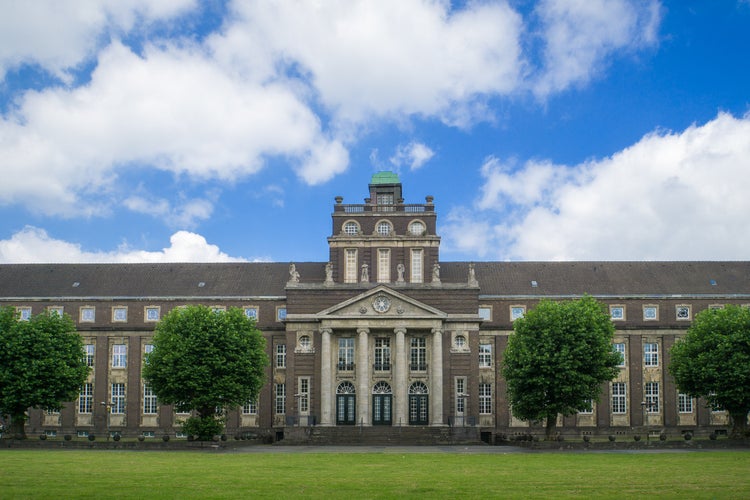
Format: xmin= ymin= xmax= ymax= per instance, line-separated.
xmin=142 ymin=305 xmax=268 ymax=440
xmin=670 ymin=305 xmax=750 ymax=439
xmin=0 ymin=307 xmax=89 ymax=438
xmin=502 ymin=296 xmax=621 ymax=440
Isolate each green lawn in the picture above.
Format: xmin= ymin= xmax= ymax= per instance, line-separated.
xmin=1 ymin=449 xmax=749 ymax=498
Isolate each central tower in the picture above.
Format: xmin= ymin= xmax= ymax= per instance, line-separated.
xmin=328 ymin=172 xmax=440 ymax=285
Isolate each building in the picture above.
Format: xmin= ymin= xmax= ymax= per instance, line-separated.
xmin=2 ymin=172 xmax=747 ymax=443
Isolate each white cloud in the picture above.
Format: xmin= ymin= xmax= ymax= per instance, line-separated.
xmin=217 ymin=0 xmax=524 ymax=126
xmin=533 ymin=0 xmax=661 ymax=96
xmin=0 ymin=41 xmax=347 ymax=216
xmin=390 ymin=142 xmax=435 ymax=171
xmin=443 ymin=113 xmax=750 ymax=261
xmin=0 ymin=226 xmax=244 ymax=263
xmin=123 ymin=195 xmax=214 ymax=229
xmin=0 ymin=0 xmax=196 ymax=80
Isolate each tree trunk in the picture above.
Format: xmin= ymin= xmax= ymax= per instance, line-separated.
xmin=545 ymin=415 xmax=557 ymax=441
xmin=7 ymin=415 xmax=26 ymax=439
xmin=729 ymin=411 xmax=749 ymax=440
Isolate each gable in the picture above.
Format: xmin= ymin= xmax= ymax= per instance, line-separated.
xmin=316 ymin=285 xmax=447 ymax=320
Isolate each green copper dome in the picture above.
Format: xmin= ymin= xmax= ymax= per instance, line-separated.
xmin=370 ymin=171 xmax=400 ymax=184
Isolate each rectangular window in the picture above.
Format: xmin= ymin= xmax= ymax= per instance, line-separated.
xmin=510 ymin=305 xmax=525 ymax=321
xmin=276 ymin=344 xmax=286 ymax=368
xmin=377 ymin=248 xmax=391 ymax=283
xmin=676 ymin=305 xmax=691 ymax=321
xmin=612 ymin=382 xmax=627 ymax=414
xmin=144 ymin=344 xmax=154 ymax=355
xmin=579 ymin=399 xmax=594 ymax=414
xmin=79 ymin=383 xmax=93 ymax=414
xmin=455 ymin=377 xmax=466 ymax=414
xmin=244 ymin=307 xmax=258 ymax=321
xmin=643 ymin=305 xmax=658 ymax=321
xmin=479 ymin=383 xmax=492 ymax=415
xmin=111 ymin=383 xmax=126 ymax=414
xmin=678 ymin=393 xmax=694 ymax=413
xmin=112 ymin=306 xmax=127 ymax=322
xmin=298 ymin=377 xmax=310 ymax=414
xmin=144 ymin=306 xmax=160 ymax=322
xmin=143 ymin=384 xmax=158 ymax=414
xmin=410 ymin=248 xmax=423 ymax=283
xmin=609 ymin=305 xmax=625 ymax=320
xmin=84 ymin=344 xmax=95 ymax=367
xmin=210 ymin=306 xmax=226 ymax=314
xmin=275 ymin=383 xmax=286 ymax=415
xmin=645 ymin=382 xmax=659 ymax=413
xmin=338 ymin=338 xmax=354 ymax=371
xmin=276 ymin=307 xmax=287 ymax=321
xmin=112 ymin=344 xmax=127 ymax=368
xmin=243 ymin=400 xmax=258 ymax=415
xmin=644 ymin=343 xmax=659 ymax=367
xmin=479 ymin=344 xmax=492 ymax=368
xmin=345 ymin=249 xmax=358 ymax=283
xmin=48 ymin=306 xmax=64 ymax=317
xmin=410 ymin=337 xmax=427 ymax=371
xmin=80 ymin=306 xmax=95 ymax=323
xmin=614 ymin=343 xmax=625 ymax=367
xmin=16 ymin=306 xmax=31 ymax=321
xmin=374 ymin=337 xmax=391 ymax=371
xmin=478 ymin=306 xmax=492 ymax=321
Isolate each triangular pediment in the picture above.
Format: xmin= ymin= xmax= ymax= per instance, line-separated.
xmin=316 ymin=285 xmax=447 ymax=320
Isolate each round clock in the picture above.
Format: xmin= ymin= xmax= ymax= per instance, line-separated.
xmin=373 ymin=295 xmax=391 ymax=313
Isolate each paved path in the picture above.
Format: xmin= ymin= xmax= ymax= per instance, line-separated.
xmin=225 ymin=444 xmax=717 ymax=454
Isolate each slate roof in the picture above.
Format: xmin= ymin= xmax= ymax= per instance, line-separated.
xmin=0 ymin=261 xmax=748 ymax=299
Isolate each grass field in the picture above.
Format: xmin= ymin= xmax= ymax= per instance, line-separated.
xmin=1 ymin=449 xmax=749 ymax=498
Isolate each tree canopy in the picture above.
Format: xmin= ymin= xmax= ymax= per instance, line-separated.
xmin=0 ymin=307 xmax=89 ymax=438
xmin=670 ymin=304 xmax=750 ymax=439
xmin=502 ymin=295 xmax=621 ymax=439
xmin=142 ymin=305 xmax=268 ymax=439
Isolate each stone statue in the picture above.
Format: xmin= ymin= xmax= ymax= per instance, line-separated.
xmin=396 ymin=263 xmax=405 ymax=283
xmin=468 ymin=262 xmax=478 ymax=287
xmin=432 ymin=263 xmax=441 ymax=284
xmin=288 ymin=263 xmax=300 ymax=284
xmin=360 ymin=263 xmax=369 ymax=283
xmin=325 ymin=262 xmax=334 ymax=284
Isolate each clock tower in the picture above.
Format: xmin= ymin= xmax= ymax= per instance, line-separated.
xmin=328 ymin=172 xmax=440 ymax=285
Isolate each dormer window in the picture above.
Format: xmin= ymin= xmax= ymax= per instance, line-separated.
xmin=376 ymin=221 xmax=392 ymax=236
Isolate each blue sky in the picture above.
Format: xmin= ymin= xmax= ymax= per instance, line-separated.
xmin=1 ymin=0 xmax=749 ymax=264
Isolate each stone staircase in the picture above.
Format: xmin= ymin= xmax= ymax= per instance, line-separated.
xmin=279 ymin=425 xmax=482 ymax=446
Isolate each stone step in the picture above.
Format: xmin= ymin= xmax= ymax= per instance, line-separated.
xmin=281 ymin=425 xmax=483 ymax=446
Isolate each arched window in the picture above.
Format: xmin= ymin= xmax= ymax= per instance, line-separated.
xmin=376 ymin=220 xmax=392 ymax=236
xmin=408 ymin=381 xmax=429 ymax=425
xmin=343 ymin=221 xmax=360 ymax=235
xmin=372 ymin=382 xmax=392 ymax=425
xmin=372 ymin=381 xmax=392 ymax=394
xmin=408 ymin=221 xmax=425 ymax=236
xmin=336 ymin=381 xmax=356 ymax=425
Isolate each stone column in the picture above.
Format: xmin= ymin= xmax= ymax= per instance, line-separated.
xmin=357 ymin=328 xmax=370 ymax=425
xmin=320 ymin=328 xmax=332 ymax=426
xmin=431 ymin=328 xmax=444 ymax=425
xmin=394 ymin=327 xmax=407 ymax=427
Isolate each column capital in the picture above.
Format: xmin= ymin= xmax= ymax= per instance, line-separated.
xmin=394 ymin=326 xmax=407 ymax=335
xmin=320 ymin=327 xmax=332 ymax=336
xmin=431 ymin=328 xmax=443 ymax=335
xmin=357 ymin=327 xmax=370 ymax=335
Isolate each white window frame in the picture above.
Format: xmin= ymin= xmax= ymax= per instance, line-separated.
xmin=609 ymin=305 xmax=625 ymax=321
xmin=276 ymin=344 xmax=287 ymax=368
xmin=84 ymin=344 xmax=95 ymax=367
xmin=479 ymin=383 xmax=492 ymax=415
xmin=478 ymin=306 xmax=492 ymax=321
xmin=16 ymin=306 xmax=31 ymax=321
xmin=455 ymin=377 xmax=467 ymax=415
xmin=612 ymin=382 xmax=627 ymax=414
xmin=376 ymin=220 xmax=392 ymax=236
xmin=343 ymin=220 xmax=359 ymax=236
xmin=112 ymin=344 xmax=127 ymax=368
xmin=643 ymin=305 xmax=659 ymax=321
xmin=144 ymin=306 xmax=160 ymax=322
xmin=143 ymin=384 xmax=158 ymax=414
xmin=645 ymin=382 xmax=660 ymax=413
xmin=79 ymin=383 xmax=93 ymax=414
xmin=377 ymin=248 xmax=391 ymax=283
xmin=510 ymin=305 xmax=525 ymax=321
xmin=374 ymin=337 xmax=390 ymax=371
xmin=410 ymin=337 xmax=427 ymax=371
xmin=243 ymin=400 xmax=258 ymax=415
xmin=244 ymin=306 xmax=259 ymax=321
xmin=344 ymin=249 xmax=358 ymax=283
xmin=614 ymin=343 xmax=625 ymax=367
xmin=678 ymin=393 xmax=694 ymax=413
xmin=676 ymin=304 xmax=691 ymax=321
xmin=276 ymin=307 xmax=287 ymax=321
xmin=80 ymin=306 xmax=95 ymax=323
xmin=338 ymin=338 xmax=355 ymax=371
xmin=298 ymin=377 xmax=310 ymax=415
xmin=479 ymin=343 xmax=492 ymax=368
xmin=275 ymin=383 xmax=286 ymax=415
xmin=408 ymin=220 xmax=425 ymax=236
xmin=48 ymin=306 xmax=64 ymax=317
xmin=410 ymin=248 xmax=423 ymax=283
xmin=644 ymin=342 xmax=659 ymax=367
xmin=111 ymin=383 xmax=126 ymax=414
xmin=112 ymin=306 xmax=127 ymax=322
